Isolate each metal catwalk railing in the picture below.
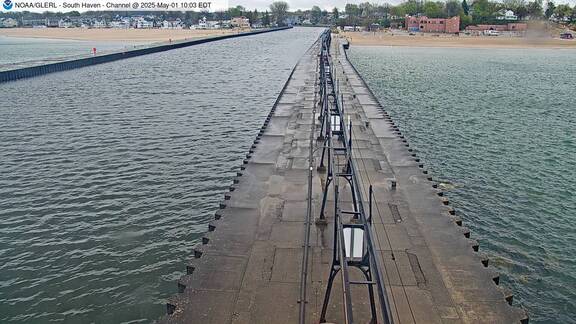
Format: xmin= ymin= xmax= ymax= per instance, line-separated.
xmin=298 ymin=29 xmax=330 ymax=324
xmin=316 ymin=32 xmax=394 ymax=324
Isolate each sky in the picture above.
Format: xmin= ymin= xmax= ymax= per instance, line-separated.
xmin=229 ymin=0 xmax=576 ymax=11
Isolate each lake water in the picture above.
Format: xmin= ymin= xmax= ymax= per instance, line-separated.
xmin=348 ymin=45 xmax=576 ymax=324
xmin=0 ymin=36 xmax=144 ymax=66
xmin=0 ymin=27 xmax=324 ymax=323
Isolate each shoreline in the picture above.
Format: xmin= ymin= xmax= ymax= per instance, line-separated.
xmin=0 ymin=28 xmax=238 ymax=42
xmin=341 ymin=31 xmax=576 ymax=49
xmin=352 ymin=43 xmax=576 ymax=50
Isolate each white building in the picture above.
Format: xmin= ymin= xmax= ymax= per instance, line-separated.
xmin=110 ymin=18 xmax=130 ymax=29
xmin=192 ymin=17 xmax=223 ymax=30
xmin=284 ymin=15 xmax=301 ymax=26
xmin=497 ymin=10 xmax=518 ymax=20
xmin=231 ymin=16 xmax=250 ymax=28
xmin=135 ymin=17 xmax=154 ymax=29
xmin=343 ymin=26 xmax=364 ymax=32
xmin=162 ymin=19 xmax=184 ymax=29
xmin=58 ymin=19 xmax=73 ymax=28
xmin=207 ymin=21 xmax=221 ymax=29
xmin=0 ymin=18 xmax=18 ymax=28
xmin=93 ymin=20 xmax=108 ymax=28
xmin=199 ymin=17 xmax=208 ymax=29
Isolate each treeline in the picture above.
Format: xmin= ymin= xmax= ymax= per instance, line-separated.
xmin=330 ymin=0 xmax=576 ymax=29
xmin=0 ymin=2 xmax=290 ymax=27
xmin=0 ymin=10 xmax=274 ymax=26
xmin=2 ymin=0 xmax=575 ymax=29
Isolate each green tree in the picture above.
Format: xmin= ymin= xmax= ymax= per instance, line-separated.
xmin=460 ymin=12 xmax=472 ymax=29
xmin=359 ymin=2 xmax=376 ymax=16
xmin=263 ymin=10 xmax=271 ymax=26
xmin=215 ymin=11 xmax=225 ymax=21
xmin=516 ymin=4 xmax=529 ymax=19
xmin=390 ymin=5 xmax=406 ymax=18
xmin=446 ymin=0 xmax=463 ymax=17
xmin=553 ymin=4 xmax=571 ymax=20
xmin=400 ymin=0 xmax=421 ymax=15
xmin=503 ymin=0 xmax=524 ymax=10
xmin=545 ymin=1 xmax=555 ymax=18
xmin=332 ymin=7 xmax=340 ymax=21
xmin=424 ymin=1 xmax=445 ymax=17
xmin=311 ymin=5 xmax=322 ymax=24
xmin=345 ymin=4 xmax=361 ymax=16
xmin=377 ymin=4 xmax=391 ymax=20
xmin=527 ymin=0 xmax=543 ymax=18
xmin=269 ymin=1 xmax=289 ymax=26
xmin=227 ymin=5 xmax=245 ymax=18
xmin=245 ymin=9 xmax=258 ymax=24
xmin=462 ymin=0 xmax=470 ymax=15
xmin=472 ymin=0 xmax=499 ymax=21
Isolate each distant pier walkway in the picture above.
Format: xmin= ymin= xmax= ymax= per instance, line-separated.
xmin=161 ymin=31 xmax=528 ymax=324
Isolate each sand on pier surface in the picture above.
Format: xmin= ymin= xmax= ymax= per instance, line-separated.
xmin=340 ymin=31 xmax=576 ymax=49
xmin=0 ymin=28 xmax=239 ymax=42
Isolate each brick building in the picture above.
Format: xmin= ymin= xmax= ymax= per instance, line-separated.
xmin=405 ymin=16 xmax=460 ymax=33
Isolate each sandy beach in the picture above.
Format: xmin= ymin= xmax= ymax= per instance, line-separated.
xmin=340 ymin=31 xmax=576 ymax=49
xmin=0 ymin=28 xmax=239 ymax=42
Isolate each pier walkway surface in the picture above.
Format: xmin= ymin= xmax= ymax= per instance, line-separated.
xmin=161 ymin=33 xmax=528 ymax=324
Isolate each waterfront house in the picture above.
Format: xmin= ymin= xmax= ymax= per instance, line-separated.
xmin=405 ymin=15 xmax=460 ymax=33
xmin=497 ymin=9 xmax=518 ymax=20
xmin=192 ymin=17 xmax=222 ymax=29
xmin=110 ymin=18 xmax=130 ymax=29
xmin=207 ymin=21 xmax=221 ymax=29
xmin=162 ymin=19 xmax=184 ymax=29
xmin=284 ymin=15 xmax=301 ymax=26
xmin=135 ymin=17 xmax=154 ymax=29
xmin=231 ymin=16 xmax=250 ymax=28
xmin=342 ymin=26 xmax=364 ymax=32
xmin=46 ymin=19 xmax=59 ymax=27
xmin=58 ymin=19 xmax=73 ymax=28
xmin=93 ymin=20 xmax=108 ymax=28
xmin=196 ymin=17 xmax=208 ymax=29
xmin=21 ymin=18 xmax=47 ymax=27
xmin=0 ymin=18 xmax=18 ymax=28
xmin=221 ymin=20 xmax=232 ymax=28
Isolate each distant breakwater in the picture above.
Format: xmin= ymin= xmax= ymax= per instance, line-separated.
xmin=0 ymin=27 xmax=291 ymax=84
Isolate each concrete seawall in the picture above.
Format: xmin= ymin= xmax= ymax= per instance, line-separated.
xmin=160 ymin=32 xmax=528 ymax=323
xmin=0 ymin=27 xmax=291 ymax=84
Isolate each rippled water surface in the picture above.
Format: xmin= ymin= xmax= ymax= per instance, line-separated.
xmin=349 ymin=46 xmax=576 ymax=323
xmin=0 ymin=27 xmax=323 ymax=323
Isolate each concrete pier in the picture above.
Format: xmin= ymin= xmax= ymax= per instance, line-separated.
xmin=161 ymin=33 xmax=528 ymax=324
